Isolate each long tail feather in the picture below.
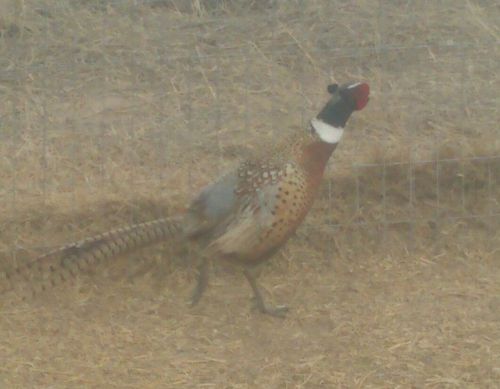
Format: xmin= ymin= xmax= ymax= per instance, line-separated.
xmin=0 ymin=216 xmax=184 ymax=297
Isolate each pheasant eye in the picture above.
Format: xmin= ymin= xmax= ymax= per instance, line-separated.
xmin=350 ymin=83 xmax=370 ymax=110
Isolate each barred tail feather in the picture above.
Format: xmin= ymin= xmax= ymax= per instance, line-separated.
xmin=0 ymin=216 xmax=184 ymax=297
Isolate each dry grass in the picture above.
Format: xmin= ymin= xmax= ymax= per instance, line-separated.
xmin=0 ymin=0 xmax=499 ymax=387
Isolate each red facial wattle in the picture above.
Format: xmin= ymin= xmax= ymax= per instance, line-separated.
xmin=351 ymin=83 xmax=370 ymax=111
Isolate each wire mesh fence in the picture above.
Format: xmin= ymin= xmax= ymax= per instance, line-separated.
xmin=0 ymin=0 xmax=499 ymax=261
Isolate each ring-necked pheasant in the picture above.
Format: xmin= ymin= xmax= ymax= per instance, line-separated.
xmin=0 ymin=82 xmax=369 ymax=316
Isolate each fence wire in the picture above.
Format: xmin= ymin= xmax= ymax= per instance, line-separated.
xmin=0 ymin=0 xmax=498 ymax=258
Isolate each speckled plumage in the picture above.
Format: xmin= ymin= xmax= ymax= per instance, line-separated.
xmin=191 ymin=130 xmax=337 ymax=267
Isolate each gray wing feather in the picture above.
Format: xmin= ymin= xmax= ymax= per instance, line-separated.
xmin=182 ymin=171 xmax=240 ymax=237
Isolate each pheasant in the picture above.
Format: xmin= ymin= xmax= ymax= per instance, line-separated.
xmin=0 ymin=82 xmax=369 ymax=316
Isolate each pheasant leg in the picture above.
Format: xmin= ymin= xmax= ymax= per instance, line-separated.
xmin=190 ymin=258 xmax=209 ymax=306
xmin=243 ymin=268 xmax=288 ymax=317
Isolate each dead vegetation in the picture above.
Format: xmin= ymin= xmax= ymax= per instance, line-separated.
xmin=0 ymin=0 xmax=499 ymax=387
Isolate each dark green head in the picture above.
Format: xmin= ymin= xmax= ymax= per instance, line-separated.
xmin=316 ymin=82 xmax=370 ymax=128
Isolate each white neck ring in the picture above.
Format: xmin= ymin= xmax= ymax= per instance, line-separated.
xmin=311 ymin=118 xmax=344 ymax=144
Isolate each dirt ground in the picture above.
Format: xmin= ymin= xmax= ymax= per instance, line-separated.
xmin=0 ymin=1 xmax=499 ymax=387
